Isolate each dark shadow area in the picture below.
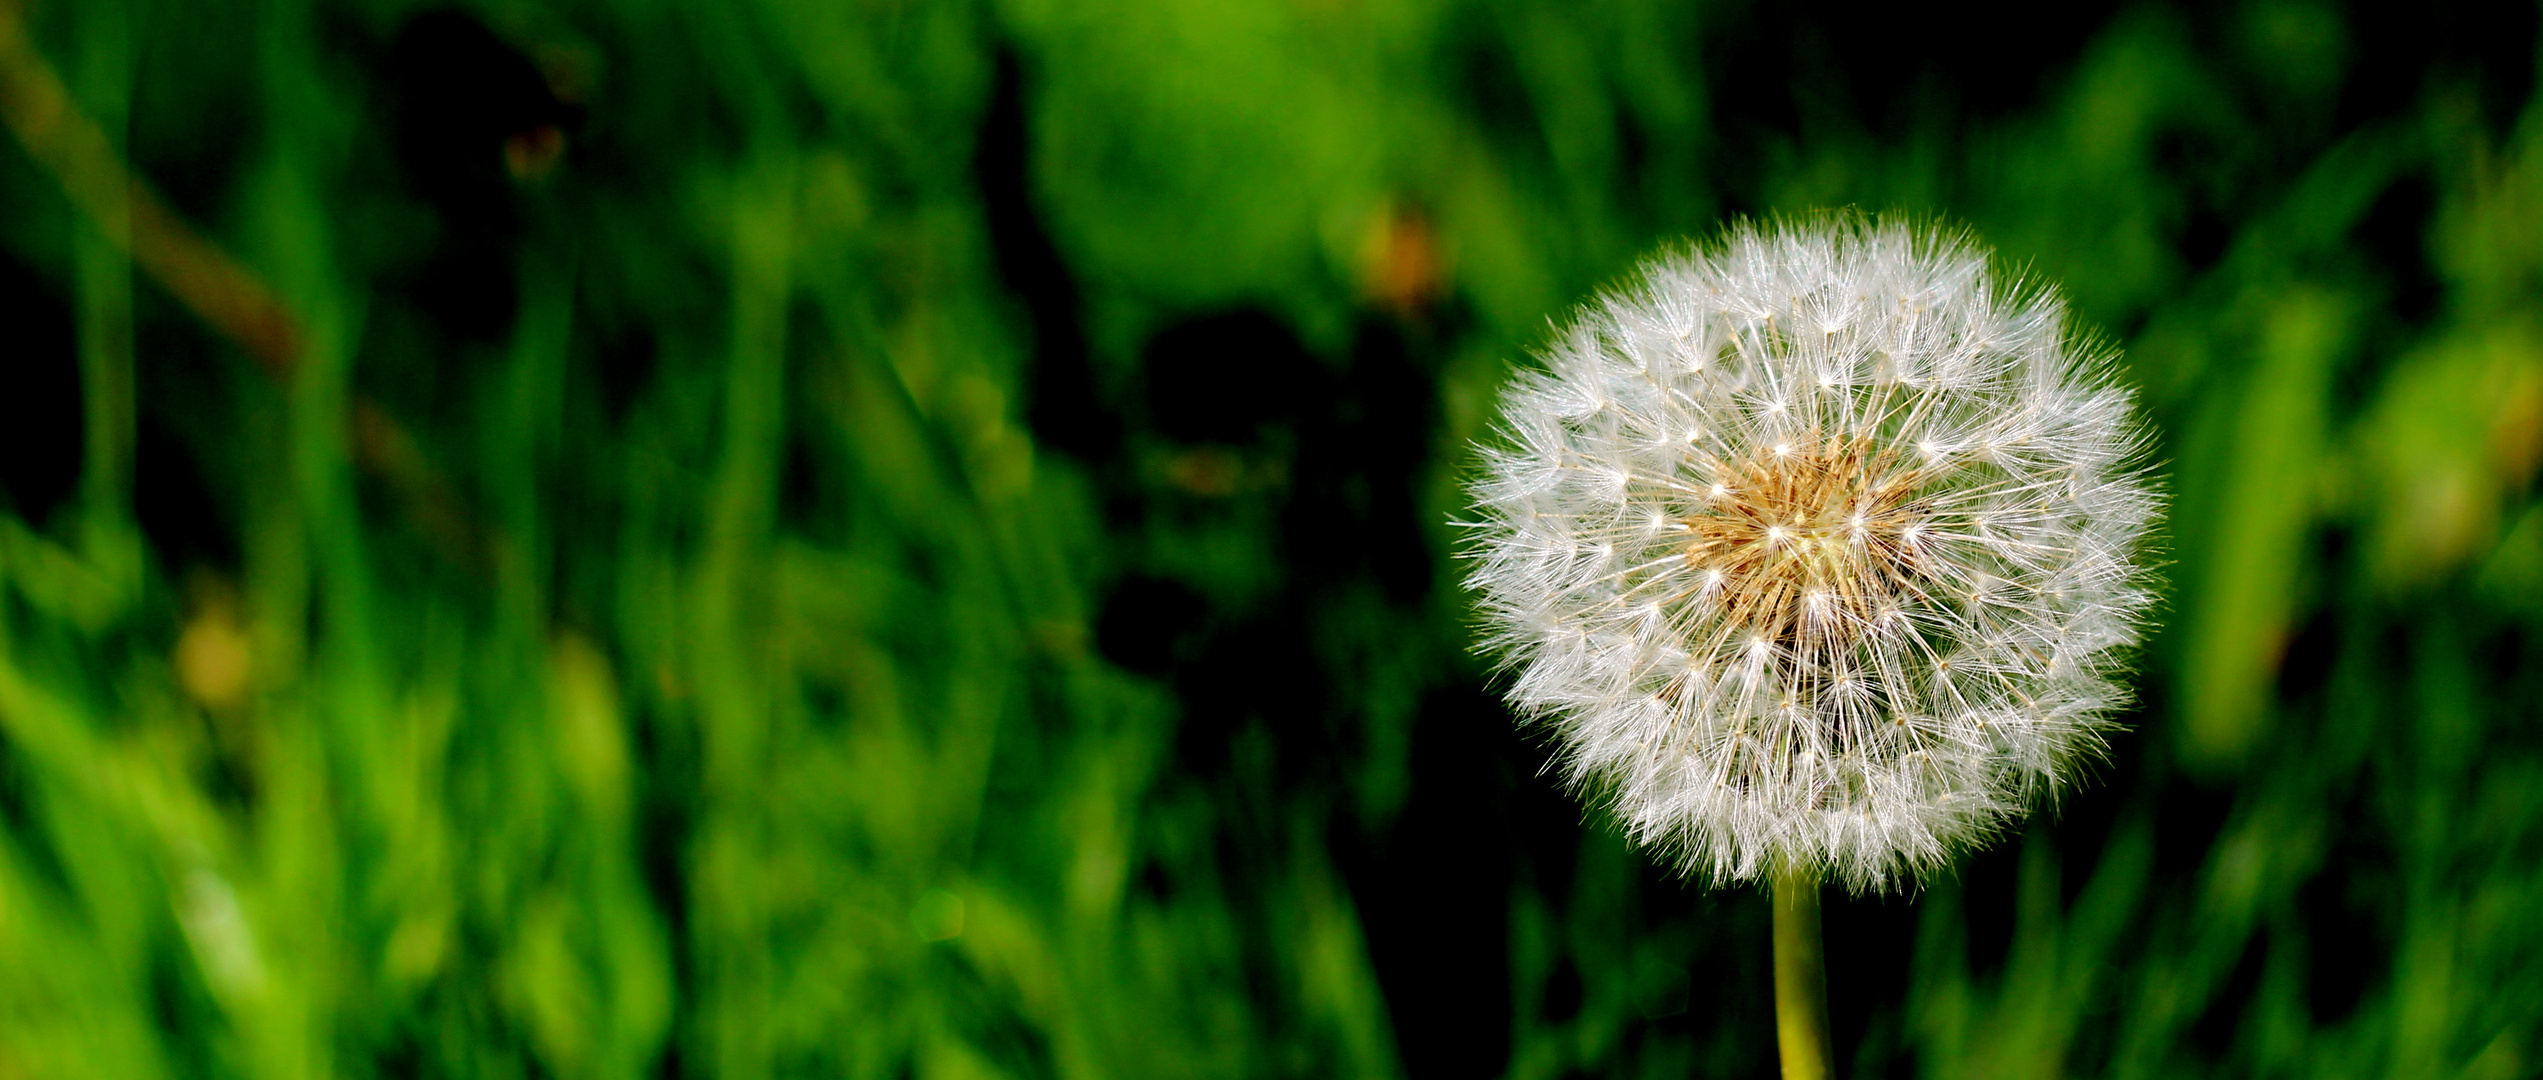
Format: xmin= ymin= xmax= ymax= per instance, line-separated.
xmin=386 ymin=8 xmax=577 ymax=345
xmin=977 ymin=46 xmax=1114 ymax=462
xmin=0 ymin=248 xmax=81 ymax=525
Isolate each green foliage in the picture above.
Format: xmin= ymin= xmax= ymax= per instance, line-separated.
xmin=1 ymin=0 xmax=2539 ymax=1078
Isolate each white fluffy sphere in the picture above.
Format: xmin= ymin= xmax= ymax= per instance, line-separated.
xmin=1464 ymin=217 xmax=2159 ymax=891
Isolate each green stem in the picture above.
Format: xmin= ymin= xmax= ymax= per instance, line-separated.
xmin=1773 ymin=866 xmax=1833 ymax=1080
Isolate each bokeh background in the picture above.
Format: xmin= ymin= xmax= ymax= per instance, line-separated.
xmin=0 ymin=0 xmax=2538 ymax=1077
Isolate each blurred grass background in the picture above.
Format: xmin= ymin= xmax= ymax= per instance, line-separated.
xmin=0 ymin=0 xmax=2538 ymax=1077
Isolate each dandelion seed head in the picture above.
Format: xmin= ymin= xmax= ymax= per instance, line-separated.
xmin=1462 ymin=216 xmax=2159 ymax=891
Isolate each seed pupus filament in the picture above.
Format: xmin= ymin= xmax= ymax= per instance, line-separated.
xmin=1682 ymin=433 xmax=1930 ymax=655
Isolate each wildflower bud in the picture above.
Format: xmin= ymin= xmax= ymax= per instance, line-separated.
xmin=1464 ymin=217 xmax=2159 ymax=891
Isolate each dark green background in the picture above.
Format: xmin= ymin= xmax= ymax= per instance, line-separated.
xmin=1 ymin=0 xmax=2538 ymax=1076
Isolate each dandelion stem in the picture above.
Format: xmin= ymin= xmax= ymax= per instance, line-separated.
xmin=1772 ymin=866 xmax=1833 ymax=1080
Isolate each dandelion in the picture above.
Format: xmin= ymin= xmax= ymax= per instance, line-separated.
xmin=1462 ymin=216 xmax=2158 ymax=1077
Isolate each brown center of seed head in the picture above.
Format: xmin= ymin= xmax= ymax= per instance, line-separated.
xmin=1682 ymin=434 xmax=1928 ymax=652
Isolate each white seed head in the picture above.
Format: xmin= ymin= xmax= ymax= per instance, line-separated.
xmin=1463 ymin=217 xmax=2159 ymax=892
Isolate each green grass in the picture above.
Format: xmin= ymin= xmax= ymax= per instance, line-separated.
xmin=1 ymin=0 xmax=2540 ymax=1077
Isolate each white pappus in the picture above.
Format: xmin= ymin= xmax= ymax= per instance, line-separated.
xmin=1462 ymin=217 xmax=2160 ymax=892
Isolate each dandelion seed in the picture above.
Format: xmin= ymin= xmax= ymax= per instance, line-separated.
xmin=1461 ymin=216 xmax=2159 ymax=893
